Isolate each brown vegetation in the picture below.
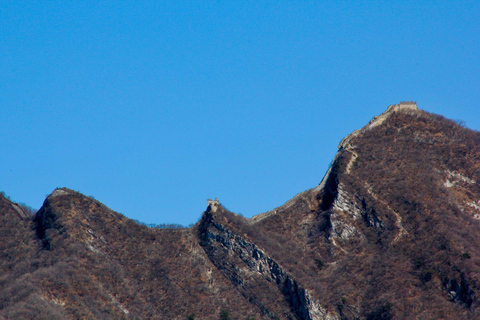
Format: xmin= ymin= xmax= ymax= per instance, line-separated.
xmin=1 ymin=105 xmax=480 ymax=319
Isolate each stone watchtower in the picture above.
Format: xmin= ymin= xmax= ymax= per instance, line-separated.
xmin=398 ymin=101 xmax=417 ymax=109
xmin=207 ymin=198 xmax=220 ymax=213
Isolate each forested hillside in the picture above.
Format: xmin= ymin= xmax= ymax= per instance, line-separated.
xmin=2 ymin=103 xmax=480 ymax=319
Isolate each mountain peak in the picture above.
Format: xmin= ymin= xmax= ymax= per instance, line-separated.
xmin=368 ymin=100 xmax=419 ymax=128
xmin=339 ymin=101 xmax=420 ymax=150
xmin=2 ymin=103 xmax=480 ymax=319
xmin=48 ymin=187 xmax=75 ymax=198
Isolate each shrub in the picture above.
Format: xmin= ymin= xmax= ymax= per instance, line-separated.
xmin=219 ymin=309 xmax=230 ymax=320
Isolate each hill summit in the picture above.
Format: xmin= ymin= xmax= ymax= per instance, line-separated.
xmin=1 ymin=103 xmax=480 ymax=319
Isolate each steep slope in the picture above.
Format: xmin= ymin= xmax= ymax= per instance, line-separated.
xmin=197 ymin=201 xmax=337 ymax=319
xmin=21 ymin=189 xmax=262 ymax=319
xmin=1 ymin=102 xmax=480 ymax=319
xmin=242 ymin=102 xmax=480 ymax=319
xmin=0 ymin=194 xmax=66 ymax=319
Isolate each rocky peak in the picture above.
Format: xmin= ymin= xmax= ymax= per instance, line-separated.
xmin=48 ymin=187 xmax=74 ymax=198
xmin=197 ymin=203 xmax=338 ymax=319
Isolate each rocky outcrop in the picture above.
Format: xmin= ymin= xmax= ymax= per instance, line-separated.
xmin=33 ymin=196 xmax=59 ymax=250
xmin=197 ymin=204 xmax=337 ymax=320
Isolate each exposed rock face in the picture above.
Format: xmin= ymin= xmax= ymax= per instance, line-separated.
xmin=246 ymin=103 xmax=480 ymax=319
xmin=1 ymin=103 xmax=480 ymax=319
xmin=198 ymin=206 xmax=337 ymax=319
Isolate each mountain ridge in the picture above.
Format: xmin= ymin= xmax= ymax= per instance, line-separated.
xmin=2 ymin=102 xmax=480 ymax=319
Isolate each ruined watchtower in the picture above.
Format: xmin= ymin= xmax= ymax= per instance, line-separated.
xmin=207 ymin=198 xmax=220 ymax=213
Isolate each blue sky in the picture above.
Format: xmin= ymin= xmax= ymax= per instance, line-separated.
xmin=1 ymin=1 xmax=479 ymax=225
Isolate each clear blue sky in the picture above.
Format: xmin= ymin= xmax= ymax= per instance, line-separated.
xmin=1 ymin=1 xmax=479 ymax=225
